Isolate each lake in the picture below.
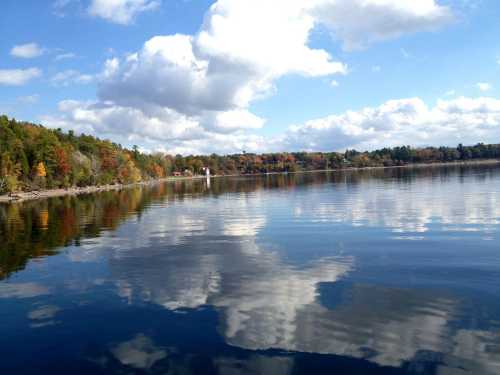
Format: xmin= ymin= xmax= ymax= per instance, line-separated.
xmin=1 ymin=165 xmax=500 ymax=374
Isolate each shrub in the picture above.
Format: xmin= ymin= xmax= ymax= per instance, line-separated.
xmin=0 ymin=176 xmax=19 ymax=194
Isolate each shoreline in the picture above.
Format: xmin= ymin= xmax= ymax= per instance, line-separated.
xmin=284 ymin=158 xmax=500 ymax=175
xmin=1 ymin=159 xmax=499 ymax=204
xmin=0 ymin=175 xmax=209 ymax=204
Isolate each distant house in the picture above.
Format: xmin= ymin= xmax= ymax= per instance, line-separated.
xmin=173 ymin=172 xmax=182 ymax=177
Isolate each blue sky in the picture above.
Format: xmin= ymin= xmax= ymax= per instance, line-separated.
xmin=1 ymin=0 xmax=499 ymax=154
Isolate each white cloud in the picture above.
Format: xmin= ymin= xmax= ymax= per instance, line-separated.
xmin=477 ymin=82 xmax=492 ymax=92
xmin=444 ymin=89 xmax=456 ymax=97
xmin=55 ymin=52 xmax=77 ymax=61
xmin=311 ymin=0 xmax=454 ymax=50
xmin=10 ymin=43 xmax=44 ymax=58
xmin=49 ymin=0 xmax=347 ymax=153
xmin=17 ymin=94 xmax=40 ymax=104
xmin=99 ymin=16 xmax=347 ymax=116
xmin=210 ymin=110 xmax=266 ymax=132
xmin=41 ymin=100 xmax=267 ymax=155
xmin=44 ymin=96 xmax=500 ymax=155
xmin=196 ymin=0 xmax=347 ymax=78
xmin=44 ymin=0 xmax=460 ymax=154
xmin=330 ymin=80 xmax=339 ymax=87
xmin=278 ymin=96 xmax=500 ymax=152
xmin=51 ymin=70 xmax=93 ymax=86
xmin=88 ymin=0 xmax=160 ymax=25
xmin=52 ymin=0 xmax=82 ymax=17
xmin=0 ymin=68 xmax=42 ymax=86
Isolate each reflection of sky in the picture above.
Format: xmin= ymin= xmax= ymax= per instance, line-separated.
xmin=110 ymin=334 xmax=167 ymax=369
xmin=293 ymin=176 xmax=500 ymax=235
xmin=28 ymin=304 xmax=60 ymax=328
xmin=103 ymin=334 xmax=298 ymax=374
xmin=0 ymin=282 xmax=50 ymax=298
xmin=1 ymin=167 xmax=500 ymax=373
xmin=95 ymin=170 xmax=500 ymax=371
xmin=104 ymin=227 xmax=500 ymax=372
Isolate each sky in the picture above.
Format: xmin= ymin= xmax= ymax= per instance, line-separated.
xmin=0 ymin=0 xmax=499 ymax=155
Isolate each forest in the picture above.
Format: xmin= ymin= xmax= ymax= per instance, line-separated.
xmin=1 ymin=115 xmax=500 ymax=194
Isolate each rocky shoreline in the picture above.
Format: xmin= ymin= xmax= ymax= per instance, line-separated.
xmin=0 ymin=175 xmax=208 ymax=203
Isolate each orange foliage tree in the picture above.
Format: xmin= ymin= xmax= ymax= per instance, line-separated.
xmin=55 ymin=147 xmax=71 ymax=177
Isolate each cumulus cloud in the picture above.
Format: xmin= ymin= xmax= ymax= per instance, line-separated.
xmin=99 ymin=16 xmax=346 ymax=115
xmin=41 ymin=100 xmax=267 ymax=155
xmin=0 ymin=68 xmax=42 ymax=86
xmin=43 ymin=96 xmax=500 ymax=154
xmin=49 ymin=0 xmax=346 ymax=150
xmin=51 ymin=69 xmax=93 ymax=86
xmin=88 ymin=0 xmax=160 ymax=24
xmin=10 ymin=43 xmax=45 ymax=58
xmin=279 ymin=96 xmax=500 ymax=152
xmin=97 ymin=0 xmax=351 ymax=112
xmin=196 ymin=0 xmax=347 ymax=78
xmin=45 ymin=0 xmax=348 ymax=153
xmin=44 ymin=0 xmax=461 ymax=154
xmin=311 ymin=0 xmax=454 ymax=50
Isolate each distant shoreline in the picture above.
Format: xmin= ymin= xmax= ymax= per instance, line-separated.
xmin=1 ymin=159 xmax=499 ymax=204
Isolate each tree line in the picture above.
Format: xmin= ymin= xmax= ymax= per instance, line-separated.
xmin=1 ymin=115 xmax=499 ymax=194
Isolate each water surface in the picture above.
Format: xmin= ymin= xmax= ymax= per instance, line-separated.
xmin=1 ymin=166 xmax=500 ymax=374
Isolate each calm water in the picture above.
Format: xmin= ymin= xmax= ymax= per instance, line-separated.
xmin=1 ymin=166 xmax=500 ymax=374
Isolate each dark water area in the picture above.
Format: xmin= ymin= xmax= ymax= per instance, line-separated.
xmin=1 ymin=165 xmax=500 ymax=374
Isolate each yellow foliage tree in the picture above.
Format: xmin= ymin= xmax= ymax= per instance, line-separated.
xmin=127 ymin=160 xmax=142 ymax=183
xmin=36 ymin=162 xmax=47 ymax=177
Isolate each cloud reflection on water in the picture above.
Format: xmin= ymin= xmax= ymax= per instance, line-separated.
xmin=2 ymin=166 xmax=500 ymax=373
xmin=92 ymin=185 xmax=500 ymax=372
